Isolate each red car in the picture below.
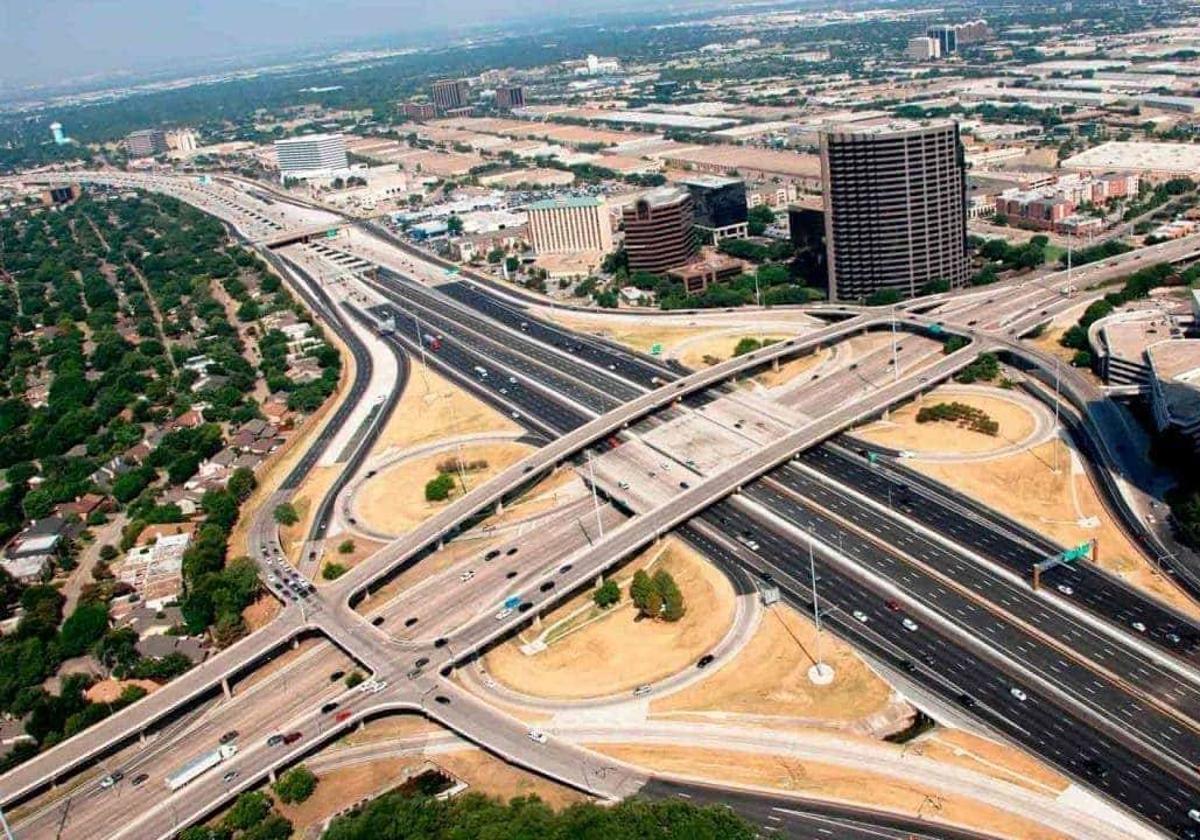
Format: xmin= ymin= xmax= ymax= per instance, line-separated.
xmin=335 ymin=710 xmax=352 ymax=723
xmin=282 ymin=732 xmax=302 ymax=745
xmin=885 ymin=599 xmax=901 ymax=612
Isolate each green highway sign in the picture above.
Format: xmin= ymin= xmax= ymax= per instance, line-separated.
xmin=325 ymin=229 xmax=339 ymax=239
xmin=445 ymin=267 xmax=460 ymax=275
xmin=1062 ymin=543 xmax=1091 ymax=562
xmin=650 ymin=343 xmax=663 ymax=356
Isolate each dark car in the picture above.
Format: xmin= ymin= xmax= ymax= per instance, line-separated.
xmin=330 ymin=670 xmax=345 ymax=682
xmin=434 ymin=695 xmax=451 ymax=705
xmin=885 ymin=599 xmax=901 ymax=611
xmin=433 ymin=638 xmax=448 ymax=649
xmin=506 ymin=547 xmax=518 ymax=556
xmin=539 ymin=581 xmax=555 ymax=593
xmin=219 ymin=730 xmax=239 ymax=744
xmin=321 ymin=701 xmax=339 ymax=714
xmin=131 ymin=773 xmax=149 ymax=787
xmin=415 ymin=657 xmax=430 ymax=668
xmin=283 ymin=732 xmax=302 ymax=745
xmin=404 ymin=617 xmax=419 ymax=627
xmin=679 ymin=481 xmax=689 ymax=490
xmin=485 ymin=550 xmax=500 ymax=561
xmin=898 ymin=659 xmax=916 ymax=672
xmin=559 ymin=564 xmax=573 ymax=574
xmin=697 ymin=654 xmax=715 ymax=669
xmin=372 ymin=615 xmax=385 ymax=626
xmin=267 ymin=734 xmax=284 ymax=747
xmin=518 ymin=602 xmax=533 ymax=613
xmin=957 ymin=693 xmax=976 ymax=708
xmin=1081 ymin=758 xmax=1109 ymax=779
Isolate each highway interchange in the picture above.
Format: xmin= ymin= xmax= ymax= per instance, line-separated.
xmin=3 ymin=170 xmax=1200 ymax=838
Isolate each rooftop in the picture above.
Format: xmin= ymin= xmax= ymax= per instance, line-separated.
xmin=1063 ymin=141 xmax=1200 ymax=175
xmin=526 ymin=196 xmax=605 ymax=210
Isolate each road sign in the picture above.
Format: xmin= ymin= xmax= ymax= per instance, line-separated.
xmin=444 ymin=267 xmax=460 ymax=276
xmin=867 ymin=452 xmax=879 ymax=464
xmin=650 ymin=343 xmax=663 ymax=356
xmin=1032 ymin=541 xmax=1093 ymax=588
xmin=325 ymin=229 xmax=339 ymax=239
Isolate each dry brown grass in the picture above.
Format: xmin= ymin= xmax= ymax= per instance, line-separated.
xmin=751 ymin=348 xmax=830 ymax=389
xmin=354 ymin=442 xmax=533 ymax=536
xmin=483 ymin=540 xmax=736 ymax=699
xmin=651 ymin=604 xmax=893 ymax=724
xmin=856 ymin=390 xmax=1038 ymax=456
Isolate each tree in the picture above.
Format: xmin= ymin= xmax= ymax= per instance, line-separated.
xmin=345 ymin=671 xmax=365 ymax=688
xmin=629 ymin=569 xmax=653 ymax=615
xmin=445 ymin=215 xmax=464 ymax=236
xmin=322 ymin=562 xmax=347 ymax=580
xmin=59 ymin=602 xmax=109 ymax=658
xmin=593 ymin=579 xmax=620 ymax=608
xmin=228 ymin=467 xmax=257 ymax=502
xmin=747 ymin=204 xmax=776 ymax=236
xmin=425 ymin=473 xmax=455 ymax=502
xmin=273 ymin=764 xmax=318 ymax=803
xmin=338 ymin=539 xmax=355 ymax=554
xmin=224 ymin=791 xmax=271 ymax=831
xmin=273 ymin=503 xmax=299 ymax=526
xmin=241 ymin=815 xmax=293 ymax=840
xmin=99 ymin=544 xmax=119 ymax=563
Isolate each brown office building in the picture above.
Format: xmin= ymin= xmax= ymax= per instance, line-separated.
xmin=621 ymin=187 xmax=697 ymax=274
xmin=431 ymin=79 xmax=471 ymax=114
xmin=820 ymin=121 xmax=969 ymax=301
xmin=495 ymin=84 xmax=525 ymax=111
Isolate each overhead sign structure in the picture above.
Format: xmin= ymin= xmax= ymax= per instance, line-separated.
xmin=650 ymin=343 xmax=663 ymax=356
xmin=1032 ymin=541 xmax=1094 ymax=589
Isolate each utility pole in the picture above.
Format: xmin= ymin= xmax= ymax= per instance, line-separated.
xmin=411 ymin=311 xmax=431 ymax=393
xmin=587 ymin=451 xmax=604 ymax=539
xmin=807 ymin=531 xmax=833 ymax=684
xmin=891 ymin=304 xmax=900 ymax=383
xmin=1052 ymin=357 xmax=1062 ymax=475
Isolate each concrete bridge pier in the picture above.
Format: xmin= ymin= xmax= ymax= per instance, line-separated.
xmin=221 ymin=677 xmax=232 ymax=700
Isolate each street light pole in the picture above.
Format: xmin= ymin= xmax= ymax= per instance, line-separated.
xmin=587 ymin=451 xmax=604 ymax=539
xmin=807 ymin=532 xmax=828 ymax=682
xmin=1052 ymin=357 xmax=1062 ymax=475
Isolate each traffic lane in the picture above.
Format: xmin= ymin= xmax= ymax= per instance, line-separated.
xmin=802 ymin=444 xmax=1200 ymax=657
xmin=437 ymin=278 xmax=673 ymax=389
xmin=775 ymin=462 xmax=1200 ymax=722
xmin=373 ymin=270 xmax=644 ymax=405
xmin=706 ymin=502 xmax=1197 ymax=834
xmin=371 ymin=304 xmax=590 ymax=435
xmin=369 ymin=276 xmax=621 ymax=415
xmin=16 ymin=643 xmax=350 ymax=839
xmin=641 ymin=778 xmax=999 ymax=840
xmin=748 ymin=479 xmax=1200 ymax=775
xmin=376 ymin=500 xmax=627 ymax=649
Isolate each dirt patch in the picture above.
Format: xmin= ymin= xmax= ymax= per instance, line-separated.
xmin=368 ymin=366 xmax=520 ymax=459
xmin=483 ymin=539 xmax=736 ymax=699
xmin=856 ymin=390 xmax=1038 ymax=456
xmin=543 ymin=314 xmax=714 ymax=355
xmin=84 ymin=678 xmax=159 ymax=703
xmin=242 ymin=593 xmax=281 ymax=631
xmin=651 ymin=604 xmax=894 ymax=726
xmin=591 ymin=744 xmax=1070 ymax=840
xmin=354 ymin=442 xmax=533 ymax=537
xmin=675 ymin=333 xmax=793 ymax=369
xmin=335 ymin=714 xmax=444 ymax=747
xmin=436 ymin=748 xmax=586 ymax=809
xmin=914 ymin=440 xmax=1200 ymax=621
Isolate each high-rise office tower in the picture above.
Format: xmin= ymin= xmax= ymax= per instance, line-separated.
xmin=820 ymin=121 xmax=969 ymax=301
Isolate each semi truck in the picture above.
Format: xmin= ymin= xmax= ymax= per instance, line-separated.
xmin=165 ymin=744 xmax=237 ymax=791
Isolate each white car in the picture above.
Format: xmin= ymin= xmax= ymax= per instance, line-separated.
xmin=1010 ymin=687 xmax=1028 ymax=702
xmin=511 ymin=411 xmax=521 ymax=420
xmin=902 ymin=618 xmax=919 ymax=632
xmin=1190 ymin=808 xmax=1200 ymax=824
xmin=633 ymin=685 xmax=652 ymax=697
xmin=1132 ymin=621 xmax=1147 ymax=633
xmin=617 ymin=481 xmax=630 ymax=490
xmin=459 ymin=570 xmax=475 ymax=582
xmin=495 ymin=607 xmax=514 ymax=621
xmin=852 ymin=610 xmax=869 ymax=623
xmin=366 ymin=680 xmax=387 ymax=694
xmin=1055 ymin=584 xmax=1073 ymax=596
xmin=527 ymin=729 xmax=548 ymax=744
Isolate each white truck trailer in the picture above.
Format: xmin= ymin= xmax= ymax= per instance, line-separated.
xmin=165 ymin=744 xmax=237 ymax=791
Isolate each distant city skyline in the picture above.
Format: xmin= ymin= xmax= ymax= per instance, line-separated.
xmin=0 ymin=0 xmax=670 ymax=92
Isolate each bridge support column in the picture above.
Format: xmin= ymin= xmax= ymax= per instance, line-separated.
xmin=594 ymin=575 xmax=604 ymax=589
xmin=495 ymin=499 xmax=504 ymax=515
xmin=221 ymin=677 xmax=232 ymax=700
xmin=772 ymin=357 xmax=780 ymax=373
xmin=139 ymin=730 xmax=147 ymax=746
xmin=268 ymin=768 xmax=278 ymax=784
xmin=292 ymin=637 xmax=300 ymax=650
xmin=532 ymin=612 xmax=542 ymax=630
xmin=437 ymin=539 xmax=444 ymax=551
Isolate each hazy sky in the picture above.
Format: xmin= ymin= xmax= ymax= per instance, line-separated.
xmin=0 ymin=0 xmax=645 ymax=89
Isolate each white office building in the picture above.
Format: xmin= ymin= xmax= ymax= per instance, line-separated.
xmin=274 ymin=133 xmax=349 ymax=179
xmin=907 ymin=36 xmax=941 ymax=61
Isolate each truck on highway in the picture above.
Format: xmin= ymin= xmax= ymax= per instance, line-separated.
xmin=165 ymin=744 xmax=237 ymax=791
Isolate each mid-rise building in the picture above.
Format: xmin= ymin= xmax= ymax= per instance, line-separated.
xmin=820 ymin=121 xmax=969 ymax=301
xmin=432 ymin=78 xmax=471 ymax=113
xmin=927 ymin=19 xmax=989 ymax=54
xmin=927 ymin=25 xmax=958 ymax=55
xmin=50 ymin=122 xmax=66 ymax=145
xmin=907 ymin=36 xmax=941 ymax=61
xmin=124 ymin=129 xmax=168 ymax=158
xmin=274 ymin=133 xmax=348 ymax=179
xmin=526 ymin=196 xmax=613 ymax=255
xmin=404 ymin=101 xmax=438 ymax=120
xmin=994 ymin=172 xmax=1138 ymax=233
xmin=495 ymin=84 xmax=525 ymax=111
xmin=679 ymin=175 xmax=749 ymax=243
xmin=621 ymin=187 xmax=697 ymax=274
xmin=166 ymin=129 xmax=198 ymax=154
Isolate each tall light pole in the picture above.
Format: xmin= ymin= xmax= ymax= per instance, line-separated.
xmin=587 ymin=451 xmax=604 ymax=539
xmin=1052 ymin=357 xmax=1062 ymax=475
xmin=891 ymin=303 xmax=900 ymax=383
xmin=807 ymin=531 xmax=834 ymax=685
